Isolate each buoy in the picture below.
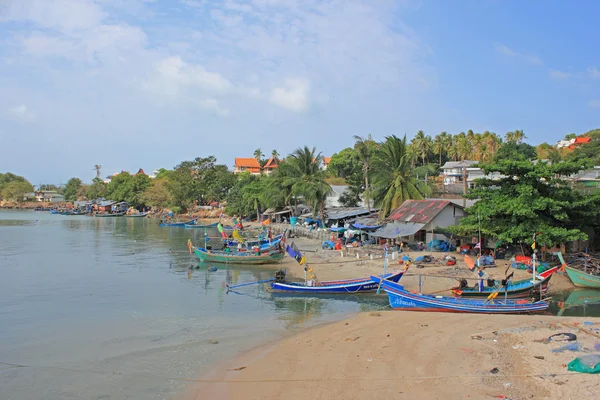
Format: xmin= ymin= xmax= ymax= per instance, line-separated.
xmin=207 ymin=266 xmax=217 ymax=272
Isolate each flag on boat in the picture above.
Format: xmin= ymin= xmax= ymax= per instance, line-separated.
xmin=464 ymin=255 xmax=476 ymax=272
xmin=532 ymin=233 xmax=537 ymax=250
xmin=232 ymin=230 xmax=243 ymax=240
xmin=474 ymin=242 xmax=481 ymax=249
xmin=217 ymin=223 xmax=227 ymax=238
xmin=263 ymin=219 xmax=271 ymax=226
xmin=286 ymin=242 xmax=305 ymax=264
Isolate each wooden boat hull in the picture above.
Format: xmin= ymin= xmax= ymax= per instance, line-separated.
xmin=95 ymin=212 xmax=126 ymax=217
xmin=184 ymin=222 xmax=219 ymax=229
xmin=271 ymin=271 xmax=405 ymax=294
xmin=453 ymin=267 xmax=558 ymax=298
xmin=124 ymin=213 xmax=148 ymax=218
xmin=160 ymin=219 xmax=195 ymax=227
xmin=194 ymin=248 xmax=284 ymax=265
xmin=565 ymin=266 xmax=600 ymax=288
xmin=379 ymin=280 xmax=548 ymax=314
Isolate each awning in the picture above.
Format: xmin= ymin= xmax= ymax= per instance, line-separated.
xmin=371 ymin=223 xmax=425 ymax=239
xmin=330 ymin=227 xmax=347 ymax=233
xmin=353 ymin=223 xmax=382 ymax=230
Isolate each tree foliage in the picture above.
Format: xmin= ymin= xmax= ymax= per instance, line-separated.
xmin=1 ymin=180 xmax=34 ymax=202
xmin=141 ymin=178 xmax=174 ymax=208
xmin=371 ymin=135 xmax=432 ymax=217
xmin=0 ymin=172 xmax=28 ymax=195
xmin=493 ymin=142 xmax=537 ymax=163
xmin=86 ymin=178 xmax=107 ymax=200
xmin=450 ymin=160 xmax=600 ymax=246
xmin=63 ymin=178 xmax=82 ymax=201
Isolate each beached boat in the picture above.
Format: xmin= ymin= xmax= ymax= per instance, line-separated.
xmin=124 ymin=212 xmax=148 ymax=218
xmin=184 ymin=222 xmax=219 ymax=229
xmin=564 ymin=266 xmax=600 ymax=288
xmin=452 ymin=266 xmax=558 ymax=299
xmin=193 ymin=247 xmax=284 ymax=265
xmin=271 ymin=271 xmax=405 ymax=294
xmin=225 ymin=234 xmax=284 ymax=248
xmin=95 ymin=211 xmax=126 ymax=217
xmin=378 ymin=279 xmax=549 ymax=314
xmin=159 ymin=219 xmax=195 ymax=227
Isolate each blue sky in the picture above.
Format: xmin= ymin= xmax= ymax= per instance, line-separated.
xmin=0 ymin=0 xmax=598 ymax=184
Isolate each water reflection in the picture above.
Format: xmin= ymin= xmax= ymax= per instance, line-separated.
xmin=550 ymin=289 xmax=600 ymax=317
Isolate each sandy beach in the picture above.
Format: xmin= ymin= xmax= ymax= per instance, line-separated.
xmin=178 ymin=224 xmax=597 ymax=400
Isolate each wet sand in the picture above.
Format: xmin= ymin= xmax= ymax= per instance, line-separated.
xmin=179 ymin=224 xmax=593 ymax=399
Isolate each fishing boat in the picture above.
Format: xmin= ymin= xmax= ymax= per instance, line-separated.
xmin=95 ymin=211 xmax=126 ymax=217
xmin=225 ymin=234 xmax=284 ymax=248
xmin=271 ymin=271 xmax=405 ymax=294
xmin=564 ymin=266 xmax=600 ymax=288
xmin=159 ymin=219 xmax=196 ymax=227
xmin=452 ymin=266 xmax=558 ymax=299
xmin=378 ymin=279 xmax=549 ymax=314
xmin=193 ymin=247 xmax=284 ymax=265
xmin=124 ymin=212 xmax=148 ymax=218
xmin=49 ymin=209 xmax=61 ymax=214
xmin=184 ymin=222 xmax=219 ymax=229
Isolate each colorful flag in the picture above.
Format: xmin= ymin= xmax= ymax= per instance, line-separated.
xmin=217 ymin=223 xmax=224 ymax=233
xmin=464 ymin=255 xmax=476 ymax=272
xmin=286 ymin=242 xmax=304 ymax=264
xmin=232 ymin=230 xmax=242 ymax=240
xmin=474 ymin=242 xmax=481 ymax=249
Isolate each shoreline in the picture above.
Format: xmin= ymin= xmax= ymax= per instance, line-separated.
xmin=179 ymin=311 xmax=600 ymax=400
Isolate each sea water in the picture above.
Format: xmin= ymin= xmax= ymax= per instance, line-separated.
xmin=0 ymin=210 xmax=387 ymax=400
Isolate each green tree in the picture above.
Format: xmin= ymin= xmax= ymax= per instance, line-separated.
xmin=353 ymin=134 xmax=377 ymax=211
xmin=86 ymin=178 xmax=107 ymax=200
xmin=504 ymin=129 xmax=527 ymax=144
xmin=271 ymin=149 xmax=279 ymax=160
xmin=63 ymin=178 xmax=82 ymax=201
xmin=411 ymin=130 xmax=432 ymax=165
xmin=493 ymin=142 xmax=537 ymax=163
xmin=141 ymin=178 xmax=174 ymax=209
xmin=371 ymin=135 xmax=431 ymax=217
xmin=565 ymin=130 xmax=600 ymax=165
xmin=433 ymin=132 xmax=449 ymax=166
xmin=38 ymin=184 xmax=59 ymax=191
xmin=450 ymin=160 xmax=600 ymax=247
xmin=0 ymin=172 xmax=28 ymax=194
xmin=287 ymin=146 xmax=331 ymax=224
xmin=1 ymin=180 xmax=34 ymax=202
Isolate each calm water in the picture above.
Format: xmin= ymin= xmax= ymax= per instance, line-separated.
xmin=0 ymin=211 xmax=387 ymax=400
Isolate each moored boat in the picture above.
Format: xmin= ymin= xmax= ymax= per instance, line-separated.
xmin=452 ymin=266 xmax=558 ymax=299
xmin=159 ymin=219 xmax=195 ymax=227
xmin=193 ymin=247 xmax=284 ymax=265
xmin=124 ymin=212 xmax=149 ymax=218
xmin=95 ymin=211 xmax=126 ymax=217
xmin=378 ymin=279 xmax=549 ymax=314
xmin=184 ymin=222 xmax=219 ymax=229
xmin=271 ymin=271 xmax=405 ymax=294
xmin=564 ymin=266 xmax=600 ymax=288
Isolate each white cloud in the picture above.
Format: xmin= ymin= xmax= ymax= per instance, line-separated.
xmin=495 ymin=44 xmax=542 ymax=65
xmin=588 ymin=67 xmax=600 ymax=79
xmin=156 ymin=56 xmax=232 ymax=92
xmin=1 ymin=0 xmax=106 ymax=32
xmin=270 ymin=79 xmax=310 ymax=112
xmin=6 ymin=105 xmax=37 ymax=122
xmin=548 ymin=69 xmax=570 ymax=80
xmin=198 ymin=98 xmax=229 ymax=116
xmin=589 ymin=100 xmax=600 ymax=109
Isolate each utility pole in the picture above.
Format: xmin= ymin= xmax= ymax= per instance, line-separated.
xmin=462 ymin=163 xmax=467 ymax=208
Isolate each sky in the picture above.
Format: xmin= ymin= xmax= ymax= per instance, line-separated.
xmin=0 ymin=0 xmax=599 ymax=185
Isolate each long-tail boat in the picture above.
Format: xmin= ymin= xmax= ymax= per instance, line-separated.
xmin=193 ymin=247 xmax=284 ymax=264
xmin=159 ymin=219 xmax=196 ymax=227
xmin=378 ymin=279 xmax=549 ymax=314
xmin=271 ymin=271 xmax=405 ymax=294
xmin=564 ymin=266 xmax=600 ymax=288
xmin=95 ymin=211 xmax=126 ymax=217
xmin=184 ymin=222 xmax=219 ymax=229
xmin=452 ymin=266 xmax=558 ymax=298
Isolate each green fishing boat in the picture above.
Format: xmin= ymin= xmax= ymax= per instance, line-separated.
xmin=193 ymin=247 xmax=284 ymax=265
xmin=557 ymin=289 xmax=600 ymax=316
xmin=564 ymin=266 xmax=600 ymax=288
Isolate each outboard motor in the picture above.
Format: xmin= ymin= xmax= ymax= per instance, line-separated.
xmin=274 ymin=270 xmax=286 ymax=283
xmin=458 ymin=279 xmax=468 ymax=289
xmin=487 ymin=279 xmax=496 ymax=287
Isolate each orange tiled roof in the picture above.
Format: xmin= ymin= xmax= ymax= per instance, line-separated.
xmin=235 ymin=158 xmax=261 ymax=168
xmin=575 ymin=137 xmax=591 ymax=144
xmin=323 ymin=157 xmax=331 ymax=164
xmin=264 ymin=157 xmax=279 ymax=169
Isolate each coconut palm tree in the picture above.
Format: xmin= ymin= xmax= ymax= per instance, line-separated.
xmin=353 ymin=134 xmax=374 ymax=211
xmin=447 ymin=136 xmax=459 ymax=161
xmin=271 ymin=149 xmax=279 ymax=160
xmin=456 ymin=136 xmax=471 ymax=160
xmin=412 ymin=130 xmax=432 ymax=165
xmin=254 ymin=148 xmax=263 ymax=162
xmin=287 ymin=146 xmax=332 ymax=224
xmin=433 ymin=132 xmax=448 ymax=166
xmin=371 ymin=135 xmax=431 ymax=217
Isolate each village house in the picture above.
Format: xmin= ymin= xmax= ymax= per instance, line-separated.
xmin=322 ymin=157 xmax=331 ymax=170
xmin=557 ymin=136 xmax=591 ymax=149
xmin=372 ymin=199 xmax=465 ymax=243
xmin=23 ymin=190 xmax=65 ymax=203
xmin=234 ymin=157 xmax=279 ymax=175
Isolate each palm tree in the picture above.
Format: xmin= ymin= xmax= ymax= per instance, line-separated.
xmin=271 ymin=149 xmax=279 ymax=160
xmin=433 ymin=132 xmax=448 ymax=166
xmin=371 ymin=135 xmax=432 ymax=217
xmin=254 ymin=148 xmax=263 ymax=161
xmin=456 ymin=136 xmax=471 ymax=160
xmin=353 ymin=134 xmax=374 ymax=211
xmin=513 ymin=129 xmax=526 ymax=144
xmin=447 ymin=136 xmax=459 ymax=161
xmin=472 ymin=134 xmax=483 ymax=161
xmin=412 ymin=130 xmax=432 ymax=165
xmin=287 ymin=146 xmax=332 ymax=224
xmin=406 ymin=143 xmax=418 ymax=167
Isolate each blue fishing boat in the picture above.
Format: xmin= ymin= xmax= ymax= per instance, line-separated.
xmin=225 ymin=234 xmax=284 ymax=248
xmin=184 ymin=222 xmax=219 ymax=229
xmin=159 ymin=219 xmax=196 ymax=227
xmin=49 ymin=209 xmax=61 ymax=214
xmin=271 ymin=271 xmax=405 ymax=294
xmin=378 ymin=279 xmax=549 ymax=314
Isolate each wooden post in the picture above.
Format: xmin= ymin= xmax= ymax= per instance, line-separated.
xmin=462 ymin=164 xmax=467 ymax=208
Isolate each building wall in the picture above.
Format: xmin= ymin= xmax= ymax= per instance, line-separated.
xmin=422 ymin=204 xmax=465 ymax=242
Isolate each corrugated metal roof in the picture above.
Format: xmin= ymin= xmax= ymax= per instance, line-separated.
xmin=441 ymin=160 xmax=478 ymax=169
xmin=372 ymin=223 xmax=425 ymax=238
xmin=388 ymin=200 xmax=454 ymax=224
xmin=326 ymin=207 xmax=376 ymax=220
xmin=97 ymin=200 xmax=117 ymax=207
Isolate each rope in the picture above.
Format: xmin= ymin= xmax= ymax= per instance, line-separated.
xmin=0 ymin=361 xmax=582 ymax=383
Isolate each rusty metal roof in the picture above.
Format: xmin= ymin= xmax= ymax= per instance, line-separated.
xmin=388 ymin=200 xmax=456 ymax=224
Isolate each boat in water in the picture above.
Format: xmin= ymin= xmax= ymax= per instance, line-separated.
xmin=378 ymin=279 xmax=549 ymax=314
xmin=452 ymin=266 xmax=558 ymax=299
xmin=565 ymin=266 xmax=600 ymax=288
xmin=193 ymin=247 xmax=284 ymax=265
xmin=124 ymin=212 xmax=149 ymax=218
xmin=95 ymin=211 xmax=126 ymax=217
xmin=159 ymin=219 xmax=196 ymax=227
xmin=184 ymin=222 xmax=219 ymax=229
xmin=271 ymin=270 xmax=405 ymax=294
